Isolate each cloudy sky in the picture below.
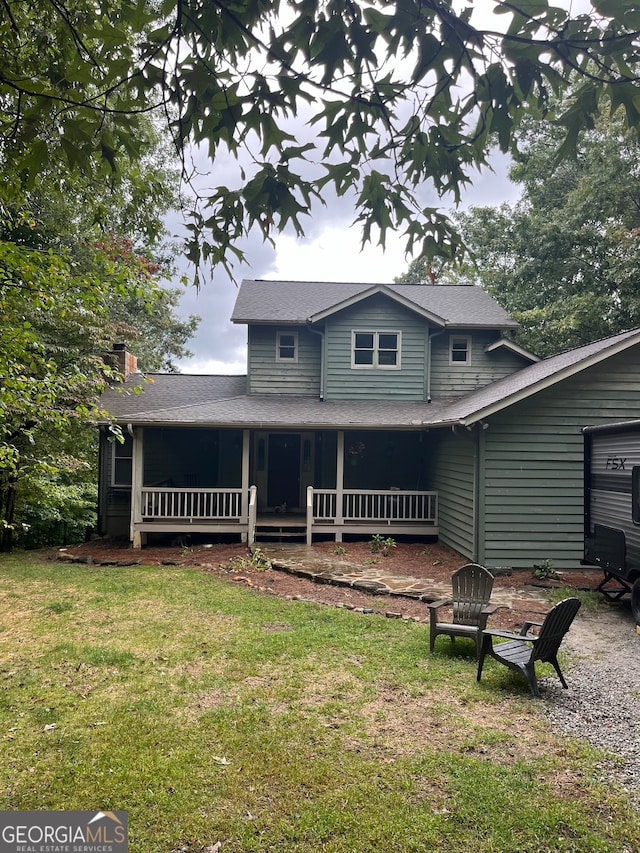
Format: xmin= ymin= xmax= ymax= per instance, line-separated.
xmin=169 ymin=148 xmax=521 ymax=376
xmin=161 ymin=0 xmax=593 ymax=375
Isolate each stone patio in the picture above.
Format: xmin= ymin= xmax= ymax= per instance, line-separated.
xmin=257 ymin=543 xmax=552 ymax=611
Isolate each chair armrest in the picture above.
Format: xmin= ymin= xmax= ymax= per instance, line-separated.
xmin=481 ymin=603 xmax=502 ymax=615
xmin=427 ymin=598 xmax=452 ymax=612
xmin=519 ymin=620 xmax=543 ymax=635
xmin=482 ymin=628 xmax=538 ymax=643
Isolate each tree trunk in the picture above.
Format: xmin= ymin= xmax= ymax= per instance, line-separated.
xmin=0 ymin=479 xmax=17 ymax=552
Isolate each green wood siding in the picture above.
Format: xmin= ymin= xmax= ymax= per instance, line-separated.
xmin=248 ymin=325 xmax=321 ymax=396
xmin=426 ymin=429 xmax=477 ymax=560
xmin=430 ymin=330 xmax=528 ymax=398
xmin=479 ymin=348 xmax=640 ymax=569
xmin=323 ymin=295 xmax=427 ymax=400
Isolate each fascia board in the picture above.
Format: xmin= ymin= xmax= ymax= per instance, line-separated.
xmin=307 ymin=284 xmax=447 ymax=326
xmin=484 ymin=338 xmax=540 ymax=362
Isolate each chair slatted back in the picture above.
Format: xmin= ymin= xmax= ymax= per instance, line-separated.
xmin=532 ymin=598 xmax=581 ymax=662
xmin=451 ymin=563 xmax=494 ymax=626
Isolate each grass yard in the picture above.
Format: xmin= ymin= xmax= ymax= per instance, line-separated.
xmin=0 ymin=552 xmax=637 ymax=852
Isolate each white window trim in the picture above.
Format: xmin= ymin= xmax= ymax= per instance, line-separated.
xmin=276 ymin=330 xmax=299 ymax=363
xmin=111 ymin=435 xmax=133 ymax=488
xmin=449 ymin=334 xmax=471 ymax=366
xmin=351 ymin=330 xmax=402 ymax=370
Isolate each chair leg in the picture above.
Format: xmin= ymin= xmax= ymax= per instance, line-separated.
xmin=522 ymin=662 xmax=540 ymax=698
xmin=549 ymin=656 xmax=568 ymax=689
xmin=474 ymin=632 xmax=483 ymax=660
xmin=477 ymin=641 xmax=488 ymax=682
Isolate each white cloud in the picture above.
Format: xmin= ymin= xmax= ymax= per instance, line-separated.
xmin=183 ymin=355 xmax=247 ymax=375
xmin=269 ymin=227 xmax=409 ymax=283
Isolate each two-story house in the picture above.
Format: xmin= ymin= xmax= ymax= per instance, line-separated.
xmin=98 ymin=279 xmax=640 ymax=569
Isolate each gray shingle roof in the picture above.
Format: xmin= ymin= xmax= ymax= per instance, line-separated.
xmin=231 ymin=279 xmax=519 ymax=330
xmin=100 ymin=328 xmax=640 ymax=429
xmin=434 ymin=327 xmax=640 ymax=426
xmin=99 ymin=374 xmax=449 ymax=427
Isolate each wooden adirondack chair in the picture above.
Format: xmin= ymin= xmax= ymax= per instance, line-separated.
xmin=428 ymin=563 xmax=499 ymax=657
xmin=477 ymin=597 xmax=581 ymax=697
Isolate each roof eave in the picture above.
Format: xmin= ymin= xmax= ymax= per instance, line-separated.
xmin=454 ymin=330 xmax=640 ymax=427
xmin=484 ymin=337 xmax=539 ymax=361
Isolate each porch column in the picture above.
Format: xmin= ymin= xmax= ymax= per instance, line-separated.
xmin=336 ymin=431 xmax=345 ymax=542
xmin=130 ymin=427 xmax=144 ymax=549
xmin=241 ymin=429 xmax=251 ymax=543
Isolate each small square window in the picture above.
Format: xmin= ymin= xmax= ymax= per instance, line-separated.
xmin=450 ymin=335 xmax=471 ymax=365
xmin=277 ymin=331 xmax=298 ymax=362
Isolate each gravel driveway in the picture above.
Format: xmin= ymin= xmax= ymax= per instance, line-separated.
xmin=539 ymin=602 xmax=640 ymax=811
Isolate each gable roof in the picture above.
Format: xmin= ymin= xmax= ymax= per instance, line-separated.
xmin=484 ymin=337 xmax=540 ymax=363
xmin=231 ymin=279 xmax=519 ymax=330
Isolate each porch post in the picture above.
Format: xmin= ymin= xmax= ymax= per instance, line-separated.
xmin=336 ymin=431 xmax=344 ymax=542
xmin=130 ymin=427 xmax=144 ymax=549
xmin=241 ymin=429 xmax=251 ymax=543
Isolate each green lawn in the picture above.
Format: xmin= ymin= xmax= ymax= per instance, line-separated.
xmin=0 ymin=553 xmax=637 ymax=852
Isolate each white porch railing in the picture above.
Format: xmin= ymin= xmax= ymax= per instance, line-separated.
xmin=134 ymin=486 xmax=258 ymax=547
xmin=133 ymin=485 xmax=435 ymax=546
xmin=306 ymin=487 xmax=438 ymax=544
xmin=141 ymin=487 xmax=244 ymax=521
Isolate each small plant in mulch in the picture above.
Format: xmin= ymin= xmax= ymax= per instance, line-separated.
xmin=227 ymin=548 xmax=272 ymax=572
xmin=532 ymin=559 xmax=561 ymax=580
xmin=334 ymin=544 xmax=347 ymax=555
xmin=369 ymin=534 xmax=397 ymax=557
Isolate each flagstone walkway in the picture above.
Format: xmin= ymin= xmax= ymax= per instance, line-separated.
xmin=256 ymin=543 xmax=552 ymax=612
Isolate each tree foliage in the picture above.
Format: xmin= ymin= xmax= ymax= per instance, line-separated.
xmin=448 ymin=100 xmax=640 ymax=356
xmin=2 ymin=1 xmax=640 ymax=274
xmin=0 ymin=123 xmax=199 ymax=549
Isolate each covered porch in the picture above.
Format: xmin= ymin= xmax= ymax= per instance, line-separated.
xmin=133 ymin=484 xmax=438 ymax=546
xmin=118 ymin=426 xmax=439 ymax=547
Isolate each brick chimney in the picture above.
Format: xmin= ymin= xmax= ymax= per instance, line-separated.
xmin=110 ymin=343 xmax=138 ymax=379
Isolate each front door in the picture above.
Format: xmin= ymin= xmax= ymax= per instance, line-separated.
xmin=267 ymin=433 xmax=301 ymax=510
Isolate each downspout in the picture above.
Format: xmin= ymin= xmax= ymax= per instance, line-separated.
xmin=307 ymin=322 xmax=325 ymax=400
xmin=475 ymin=422 xmax=486 ymax=565
xmin=426 ymin=327 xmax=446 ymax=403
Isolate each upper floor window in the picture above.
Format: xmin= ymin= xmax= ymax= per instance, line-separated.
xmin=449 ymin=335 xmax=471 ymax=365
xmin=352 ymin=330 xmax=401 ymax=369
xmin=276 ymin=331 xmax=298 ymax=363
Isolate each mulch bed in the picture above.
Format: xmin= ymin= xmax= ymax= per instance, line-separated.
xmin=52 ymin=538 xmax=606 ymax=631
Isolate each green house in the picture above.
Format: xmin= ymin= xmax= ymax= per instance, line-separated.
xmin=98 ymin=279 xmax=640 ymax=568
